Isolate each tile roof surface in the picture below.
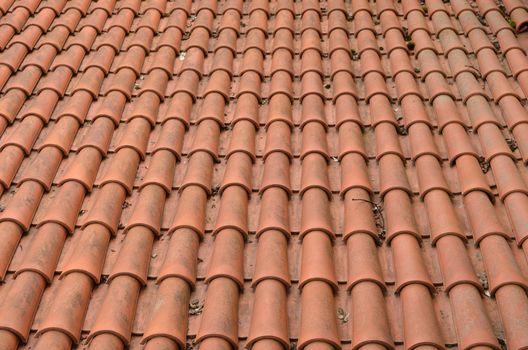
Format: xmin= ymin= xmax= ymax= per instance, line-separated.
xmin=2 ymin=0 xmax=528 ymax=349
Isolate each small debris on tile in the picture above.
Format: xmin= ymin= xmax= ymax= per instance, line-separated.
xmin=402 ymin=27 xmax=411 ymax=41
xmin=122 ymin=201 xmax=131 ymax=209
xmin=491 ymin=37 xmax=500 ymax=51
xmin=477 ymin=14 xmax=487 ymax=25
xmin=478 ymin=272 xmax=489 ymax=290
xmin=189 ymin=299 xmax=204 ymax=315
xmin=352 ymin=198 xmax=386 ymax=244
xmin=439 ymin=309 xmax=447 ymax=320
xmin=336 ymin=307 xmax=349 ymax=323
xmin=211 ymin=186 xmax=220 ymax=196
xmin=498 ymin=337 xmax=507 ymax=350
xmin=478 ymin=156 xmax=491 ymax=173
xmin=506 ymin=138 xmax=518 ymax=151
xmin=497 ymin=2 xmax=507 ymax=14
xmin=179 ymin=51 xmax=187 ymax=60
xmin=397 ymin=124 xmax=408 ymax=135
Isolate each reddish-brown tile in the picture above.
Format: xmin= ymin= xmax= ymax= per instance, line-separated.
xmin=1 ymin=0 xmax=528 ymax=349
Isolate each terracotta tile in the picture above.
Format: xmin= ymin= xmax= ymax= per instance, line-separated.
xmin=2 ymin=0 xmax=528 ymax=349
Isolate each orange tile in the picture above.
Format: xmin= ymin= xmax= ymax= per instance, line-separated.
xmin=2 ymin=0 xmax=528 ymax=349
